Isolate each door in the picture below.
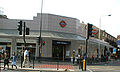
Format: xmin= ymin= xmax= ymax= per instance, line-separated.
xmin=52 ymin=45 xmax=66 ymax=61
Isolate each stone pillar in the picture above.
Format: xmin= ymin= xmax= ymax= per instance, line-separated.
xmin=11 ymin=37 xmax=17 ymax=57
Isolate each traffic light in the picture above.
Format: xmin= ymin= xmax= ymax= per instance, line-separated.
xmin=37 ymin=37 xmax=40 ymax=45
xmin=88 ymin=23 xmax=93 ymax=37
xmin=42 ymin=40 xmax=45 ymax=46
xmin=26 ymin=28 xmax=30 ymax=35
xmin=17 ymin=20 xmax=22 ymax=35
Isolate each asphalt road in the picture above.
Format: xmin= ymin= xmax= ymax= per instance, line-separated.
xmin=88 ymin=66 xmax=120 ymax=72
xmin=88 ymin=60 xmax=120 ymax=72
xmin=1 ymin=60 xmax=120 ymax=72
xmin=1 ymin=69 xmax=41 ymax=72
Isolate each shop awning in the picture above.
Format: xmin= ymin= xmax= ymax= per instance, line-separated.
xmin=40 ymin=31 xmax=86 ymax=41
xmin=88 ymin=38 xmax=115 ymax=48
xmin=0 ymin=31 xmax=86 ymax=43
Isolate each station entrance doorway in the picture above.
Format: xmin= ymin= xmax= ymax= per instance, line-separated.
xmin=52 ymin=45 xmax=66 ymax=60
xmin=52 ymin=40 xmax=71 ymax=61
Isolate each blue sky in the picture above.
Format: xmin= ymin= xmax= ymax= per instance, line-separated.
xmin=0 ymin=0 xmax=120 ymax=37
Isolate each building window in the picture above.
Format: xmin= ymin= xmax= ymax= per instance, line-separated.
xmin=103 ymin=32 xmax=105 ymax=37
xmin=105 ymin=34 xmax=107 ymax=37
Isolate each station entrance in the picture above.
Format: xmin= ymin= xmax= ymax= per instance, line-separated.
xmin=52 ymin=45 xmax=66 ymax=60
xmin=52 ymin=40 xmax=71 ymax=61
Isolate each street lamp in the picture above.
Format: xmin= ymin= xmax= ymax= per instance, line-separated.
xmin=99 ymin=14 xmax=111 ymax=39
xmin=39 ymin=0 xmax=43 ymax=58
xmin=98 ymin=14 xmax=111 ymax=58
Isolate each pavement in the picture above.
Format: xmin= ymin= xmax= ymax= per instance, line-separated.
xmin=0 ymin=59 xmax=91 ymax=72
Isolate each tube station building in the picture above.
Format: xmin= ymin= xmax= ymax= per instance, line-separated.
xmin=0 ymin=13 xmax=117 ymax=61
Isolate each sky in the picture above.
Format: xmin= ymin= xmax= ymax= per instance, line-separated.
xmin=0 ymin=0 xmax=120 ymax=37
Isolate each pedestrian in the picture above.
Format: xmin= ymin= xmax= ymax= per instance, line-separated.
xmin=101 ymin=54 xmax=104 ymax=62
xmin=28 ymin=49 xmax=31 ymax=63
xmin=72 ymin=50 xmax=75 ymax=64
xmin=115 ymin=55 xmax=118 ymax=60
xmin=78 ymin=54 xmax=82 ymax=69
xmin=22 ymin=48 xmax=30 ymax=67
xmin=105 ymin=55 xmax=108 ymax=62
xmin=91 ymin=55 xmax=94 ymax=63
xmin=3 ymin=52 xmax=9 ymax=70
xmin=11 ymin=52 xmax=17 ymax=69
xmin=1 ymin=47 xmax=4 ymax=58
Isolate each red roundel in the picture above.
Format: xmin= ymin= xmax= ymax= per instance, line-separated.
xmin=59 ymin=20 xmax=67 ymax=28
xmin=92 ymin=29 xmax=98 ymax=35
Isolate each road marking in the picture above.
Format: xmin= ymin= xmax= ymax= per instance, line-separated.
xmin=87 ymin=68 xmax=93 ymax=72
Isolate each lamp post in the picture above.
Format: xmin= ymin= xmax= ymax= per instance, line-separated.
xmin=99 ymin=14 xmax=111 ymax=40
xmin=39 ymin=0 xmax=43 ymax=58
xmin=98 ymin=14 xmax=111 ymax=58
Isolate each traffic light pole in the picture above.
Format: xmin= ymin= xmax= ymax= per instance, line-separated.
xmin=39 ymin=0 xmax=43 ymax=58
xmin=85 ymin=23 xmax=93 ymax=71
xmin=85 ymin=24 xmax=89 ymax=71
xmin=20 ymin=21 xmax=26 ymax=68
xmin=23 ymin=22 xmax=26 ymax=47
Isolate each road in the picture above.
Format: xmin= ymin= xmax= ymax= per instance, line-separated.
xmin=88 ymin=60 xmax=120 ymax=72
xmin=1 ymin=60 xmax=120 ymax=72
xmin=88 ymin=66 xmax=120 ymax=72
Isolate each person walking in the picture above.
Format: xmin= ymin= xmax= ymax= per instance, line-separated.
xmin=72 ymin=50 xmax=75 ymax=64
xmin=28 ymin=49 xmax=31 ymax=63
xmin=3 ymin=52 xmax=9 ymax=70
xmin=11 ymin=52 xmax=17 ymax=69
xmin=1 ymin=47 xmax=4 ymax=58
xmin=22 ymin=48 xmax=30 ymax=67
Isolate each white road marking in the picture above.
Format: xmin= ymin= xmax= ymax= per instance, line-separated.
xmin=87 ymin=68 xmax=93 ymax=72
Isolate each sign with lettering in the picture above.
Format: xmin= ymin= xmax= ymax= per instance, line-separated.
xmin=52 ymin=40 xmax=71 ymax=45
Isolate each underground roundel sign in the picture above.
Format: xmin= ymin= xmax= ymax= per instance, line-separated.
xmin=59 ymin=20 xmax=67 ymax=28
xmin=92 ymin=29 xmax=98 ymax=35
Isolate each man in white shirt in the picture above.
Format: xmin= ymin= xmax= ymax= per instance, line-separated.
xmin=1 ymin=47 xmax=4 ymax=58
xmin=22 ymin=48 xmax=30 ymax=67
xmin=24 ymin=49 xmax=29 ymax=57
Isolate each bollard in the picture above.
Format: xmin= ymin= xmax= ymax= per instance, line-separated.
xmin=33 ymin=56 xmax=34 ymax=69
xmin=83 ymin=59 xmax=85 ymax=70
xmin=82 ymin=58 xmax=86 ymax=71
xmin=85 ymin=59 xmax=86 ymax=71
xmin=57 ymin=57 xmax=59 ymax=70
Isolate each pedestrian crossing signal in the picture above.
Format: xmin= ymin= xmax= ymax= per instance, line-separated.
xmin=43 ymin=40 xmax=45 ymax=46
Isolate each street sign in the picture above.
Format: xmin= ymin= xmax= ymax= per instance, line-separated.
xmin=113 ymin=48 xmax=116 ymax=54
xmin=117 ymin=40 xmax=120 ymax=45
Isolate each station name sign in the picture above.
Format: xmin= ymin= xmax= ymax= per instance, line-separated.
xmin=52 ymin=40 xmax=71 ymax=45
